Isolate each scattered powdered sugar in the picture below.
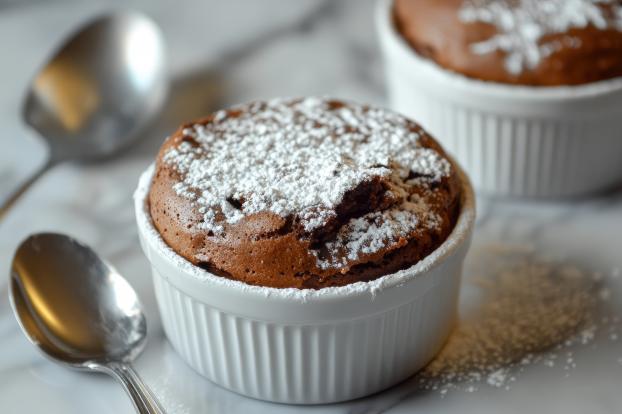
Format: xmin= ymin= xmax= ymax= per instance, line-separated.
xmin=162 ymin=97 xmax=452 ymax=268
xmin=459 ymin=0 xmax=622 ymax=74
xmin=417 ymin=244 xmax=622 ymax=395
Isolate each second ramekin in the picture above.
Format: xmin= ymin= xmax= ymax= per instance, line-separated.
xmin=134 ymin=164 xmax=475 ymax=404
xmin=376 ymin=0 xmax=622 ymax=198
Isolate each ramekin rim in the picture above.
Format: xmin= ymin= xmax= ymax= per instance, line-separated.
xmin=134 ymin=161 xmax=475 ymax=301
xmin=376 ymin=0 xmax=622 ymax=100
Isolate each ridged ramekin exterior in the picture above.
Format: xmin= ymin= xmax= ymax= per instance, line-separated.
xmin=136 ymin=162 xmax=475 ymax=404
xmin=151 ymin=265 xmax=459 ymax=404
xmin=376 ymin=0 xmax=622 ymax=198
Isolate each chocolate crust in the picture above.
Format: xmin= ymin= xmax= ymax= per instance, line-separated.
xmin=148 ymin=99 xmax=461 ymax=289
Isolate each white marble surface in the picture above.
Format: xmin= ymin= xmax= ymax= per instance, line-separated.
xmin=1 ymin=1 xmax=622 ymax=413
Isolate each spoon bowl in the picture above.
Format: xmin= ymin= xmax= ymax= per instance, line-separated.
xmin=10 ymin=233 xmax=163 ymax=413
xmin=23 ymin=12 xmax=167 ymax=161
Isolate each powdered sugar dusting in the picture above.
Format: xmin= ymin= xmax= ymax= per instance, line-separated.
xmin=316 ymin=194 xmax=441 ymax=269
xmin=459 ymin=0 xmax=622 ymax=74
xmin=162 ymin=98 xmax=452 ymax=268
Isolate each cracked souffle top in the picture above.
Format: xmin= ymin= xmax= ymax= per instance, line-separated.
xmin=394 ymin=0 xmax=622 ymax=86
xmin=148 ymin=98 xmax=461 ymax=289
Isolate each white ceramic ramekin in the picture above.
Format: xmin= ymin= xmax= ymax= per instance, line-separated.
xmin=376 ymin=0 xmax=622 ymax=198
xmin=134 ymin=164 xmax=475 ymax=404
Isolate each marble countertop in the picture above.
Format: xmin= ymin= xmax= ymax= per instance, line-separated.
xmin=1 ymin=1 xmax=622 ymax=413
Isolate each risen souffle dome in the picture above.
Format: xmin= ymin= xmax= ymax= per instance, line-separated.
xmin=148 ymin=98 xmax=461 ymax=289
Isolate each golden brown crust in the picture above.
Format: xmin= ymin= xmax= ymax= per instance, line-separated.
xmin=394 ymin=0 xmax=622 ymax=86
xmin=148 ymin=99 xmax=461 ymax=289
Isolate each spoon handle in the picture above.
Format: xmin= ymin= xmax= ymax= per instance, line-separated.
xmin=106 ymin=362 xmax=166 ymax=414
xmin=0 ymin=158 xmax=53 ymax=222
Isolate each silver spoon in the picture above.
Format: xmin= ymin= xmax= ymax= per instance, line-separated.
xmin=0 ymin=12 xmax=167 ymax=221
xmin=9 ymin=233 xmax=165 ymax=414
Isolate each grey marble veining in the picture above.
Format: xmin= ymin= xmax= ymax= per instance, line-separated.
xmin=1 ymin=1 xmax=622 ymax=413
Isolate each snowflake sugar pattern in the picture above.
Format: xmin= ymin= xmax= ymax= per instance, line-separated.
xmin=459 ymin=0 xmax=622 ymax=74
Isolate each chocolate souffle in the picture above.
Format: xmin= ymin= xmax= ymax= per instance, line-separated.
xmin=394 ymin=0 xmax=622 ymax=86
xmin=149 ymin=98 xmax=461 ymax=289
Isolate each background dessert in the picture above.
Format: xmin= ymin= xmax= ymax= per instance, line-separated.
xmin=378 ymin=0 xmax=622 ymax=198
xmin=149 ymin=98 xmax=461 ymax=288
